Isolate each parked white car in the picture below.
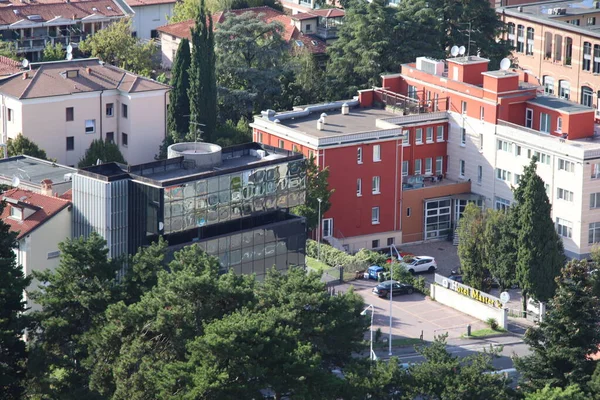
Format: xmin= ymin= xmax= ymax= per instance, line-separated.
xmin=402 ymin=256 xmax=437 ymax=274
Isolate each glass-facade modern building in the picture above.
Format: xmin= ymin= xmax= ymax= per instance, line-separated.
xmin=72 ymin=143 xmax=307 ymax=278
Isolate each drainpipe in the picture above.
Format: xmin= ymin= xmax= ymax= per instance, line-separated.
xmin=394 ymin=137 xmax=399 ymax=231
xmin=99 ymin=89 xmax=104 ymax=140
xmin=164 ymin=89 xmax=168 ymax=142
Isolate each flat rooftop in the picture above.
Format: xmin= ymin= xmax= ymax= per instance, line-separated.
xmin=0 ymin=155 xmax=76 ymax=193
xmin=528 ymin=96 xmax=594 ymax=113
xmin=280 ymin=107 xmax=398 ymax=138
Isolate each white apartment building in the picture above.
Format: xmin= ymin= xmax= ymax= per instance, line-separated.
xmin=0 ymin=58 xmax=170 ymax=166
xmin=126 ymin=0 xmax=176 ymax=40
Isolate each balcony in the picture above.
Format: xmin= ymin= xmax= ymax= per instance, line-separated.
xmin=376 ymin=87 xmax=450 ymax=117
xmin=316 ymin=26 xmax=338 ymax=40
xmin=10 ymin=34 xmax=86 ymax=52
xmin=402 ymin=174 xmax=462 ymax=191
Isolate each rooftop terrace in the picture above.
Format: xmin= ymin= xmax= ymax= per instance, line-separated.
xmin=0 ymin=155 xmax=76 ymax=194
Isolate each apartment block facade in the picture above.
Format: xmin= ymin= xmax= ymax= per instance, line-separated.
xmin=0 ymin=58 xmax=170 ymax=167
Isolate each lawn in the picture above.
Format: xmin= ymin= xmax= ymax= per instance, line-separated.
xmin=305 ymin=256 xmax=330 ymax=273
xmin=462 ymin=328 xmax=507 ymax=338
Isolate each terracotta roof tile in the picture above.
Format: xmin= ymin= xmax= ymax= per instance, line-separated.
xmin=291 ymin=32 xmax=327 ymax=54
xmin=0 ymin=56 xmax=21 ymax=76
xmin=0 ymin=58 xmax=170 ymax=99
xmin=292 ymin=8 xmax=345 ymax=21
xmin=0 ymin=0 xmax=126 ymax=26
xmin=1 ymin=188 xmax=70 ymax=239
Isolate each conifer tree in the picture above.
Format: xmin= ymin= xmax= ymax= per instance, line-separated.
xmin=0 ymin=201 xmax=30 ymax=399
xmin=188 ymin=0 xmax=217 ymax=143
xmin=167 ymin=38 xmax=191 ymax=143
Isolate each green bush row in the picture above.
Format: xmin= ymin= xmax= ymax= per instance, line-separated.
xmin=306 ymin=239 xmax=354 ymax=267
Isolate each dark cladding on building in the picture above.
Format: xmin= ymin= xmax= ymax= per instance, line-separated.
xmin=72 ymin=142 xmax=307 ymax=278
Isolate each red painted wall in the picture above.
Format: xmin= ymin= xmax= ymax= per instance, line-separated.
xmin=564 ymin=112 xmax=595 ymax=139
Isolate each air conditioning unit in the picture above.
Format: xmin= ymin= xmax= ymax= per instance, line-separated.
xmin=416 ymin=57 xmax=445 ymax=76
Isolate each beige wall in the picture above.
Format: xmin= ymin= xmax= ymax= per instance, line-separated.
xmin=17 ymin=206 xmax=71 ymax=311
xmin=1 ymin=88 xmax=168 ymax=166
xmin=339 ymin=230 xmax=403 ymax=254
xmin=160 ymin=33 xmax=183 ymax=69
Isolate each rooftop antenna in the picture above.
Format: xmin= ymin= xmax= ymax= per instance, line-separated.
xmin=499 ymin=57 xmax=511 ymax=71
xmin=450 ymin=45 xmax=459 ymax=57
xmin=96 ymin=158 xmax=102 ymax=165
xmin=11 ymin=176 xmax=20 ymax=187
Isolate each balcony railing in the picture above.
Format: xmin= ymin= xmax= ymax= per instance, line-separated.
xmin=316 ymin=26 xmax=338 ymax=40
xmin=11 ymin=34 xmax=86 ymax=51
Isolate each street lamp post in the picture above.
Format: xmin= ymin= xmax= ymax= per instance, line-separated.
xmin=361 ymin=304 xmax=376 ymax=361
xmin=317 ymin=197 xmax=322 ymax=261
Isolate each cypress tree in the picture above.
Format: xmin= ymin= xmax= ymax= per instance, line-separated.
xmin=188 ymin=0 xmax=217 ymax=143
xmin=515 ymin=157 xmax=565 ymax=305
xmin=167 ymin=38 xmax=191 ymax=142
xmin=0 ymin=201 xmax=30 ymax=399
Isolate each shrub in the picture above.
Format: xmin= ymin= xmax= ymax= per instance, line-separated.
xmin=305 ymin=239 xmax=353 ymax=267
xmin=354 ymin=248 xmax=388 ymax=267
xmin=486 ymin=318 xmax=499 ymax=330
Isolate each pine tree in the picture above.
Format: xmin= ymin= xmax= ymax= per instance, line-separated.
xmin=167 ymin=38 xmax=191 ymax=143
xmin=515 ymin=260 xmax=600 ymax=393
xmin=0 ymin=201 xmax=30 ymax=399
xmin=188 ymin=0 xmax=217 ymax=143
xmin=514 ymin=158 xmax=565 ymax=304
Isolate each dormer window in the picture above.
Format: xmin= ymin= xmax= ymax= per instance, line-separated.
xmin=66 ymin=70 xmax=78 ymax=78
xmin=9 ymin=206 xmax=22 ymax=220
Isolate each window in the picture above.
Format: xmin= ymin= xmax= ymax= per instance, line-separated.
xmin=278 ymin=139 xmax=284 ymax=149
xmin=355 ymin=178 xmax=363 ymax=196
xmin=435 ymin=156 xmax=443 ymax=175
xmin=495 ymin=197 xmax=511 ymax=211
xmin=590 ymin=222 xmax=600 ymax=244
xmin=557 ymin=117 xmax=563 ymax=133
xmin=373 ymin=145 xmax=381 ymax=162
xmin=436 ymin=126 xmax=444 ymax=141
xmin=66 ymin=107 xmax=74 ymax=121
xmin=402 ymin=130 xmax=410 ymax=146
xmin=308 ymin=150 xmax=314 ymax=159
xmin=292 ymin=144 xmax=299 ymax=152
xmin=416 ymin=128 xmax=423 ymax=144
xmin=557 ymin=187 xmax=574 ymax=201
xmin=525 ymin=108 xmax=533 ymax=128
xmin=408 ymin=85 xmax=418 ymax=99
xmin=460 ymin=128 xmax=466 ymax=145
xmin=554 ymin=34 xmax=563 ymax=61
xmin=306 ymin=23 xmax=311 ymax=31
xmin=424 ymin=199 xmax=451 ymax=238
xmin=7 ymin=108 xmax=13 ymax=122
xmin=514 ymin=173 xmax=521 ymax=185
xmin=372 ymin=207 xmax=380 ymax=224
xmin=425 ymin=158 xmax=432 ymax=174
xmin=433 ymin=93 xmax=439 ymax=111
xmin=543 ymin=76 xmax=554 ymax=95
xmin=480 ymin=106 xmax=485 ymax=121
xmin=589 ymin=17 xmax=596 ymax=25
xmin=594 ymin=45 xmax=600 ymax=73
xmin=592 ymin=163 xmax=600 ymax=179
xmin=372 ymin=176 xmax=380 ymax=194
xmin=9 ymin=206 xmax=22 ymax=220
xmin=533 ymin=151 xmax=551 ymax=165
xmin=556 ymin=218 xmax=573 ymax=238
xmin=591 ymin=193 xmax=600 ymax=208
xmin=414 ymin=159 xmax=422 ymax=175
xmin=258 ymin=132 xmax=264 ymax=143
xmin=583 ymin=41 xmax=592 ymax=71
xmin=426 ymin=127 xmax=434 ymax=142
xmin=558 ymin=80 xmax=570 ymax=100
xmin=461 ymin=101 xmax=467 ymax=114
xmin=526 ymin=27 xmax=534 ymax=55
xmin=517 ymin=25 xmax=525 ymax=53
xmin=372 ymin=239 xmax=380 ymax=248
xmin=66 ymin=136 xmax=74 ymax=151
xmin=47 ymin=250 xmax=61 ymax=259
xmin=558 ymin=159 xmax=574 ymax=172
xmin=516 ymin=145 xmax=522 ymax=156
xmin=406 ymin=208 xmax=411 ymax=217
xmin=387 ymin=237 xmax=395 ymax=246
xmin=545 ymin=183 xmax=550 ymax=195
xmin=122 ymin=104 xmax=128 ymax=118
xmin=85 ymin=119 xmax=96 ymax=134
xmin=106 ymin=132 xmax=114 ymax=143
xmin=496 ymin=168 xmax=512 ymax=182
xmin=459 ymin=159 xmax=465 ymax=177
xmin=479 ymin=133 xmax=483 ymax=150
xmin=540 ymin=112 xmax=550 ymax=133
xmin=121 ymin=132 xmax=128 ymax=147
xmin=402 ymin=160 xmax=409 ymax=176
xmin=507 ymin=23 xmax=515 ymax=48
xmin=497 ymin=139 xmax=513 ymax=152
xmin=477 ymin=165 xmax=483 ymax=184
xmin=570 ymin=19 xmax=580 ymax=26
xmin=565 ymin=38 xmax=573 ymax=65
xmin=357 ymin=147 xmax=363 ymax=163
xmin=106 ymin=103 xmax=114 ymax=117
xmin=582 ymin=86 xmax=594 ymax=107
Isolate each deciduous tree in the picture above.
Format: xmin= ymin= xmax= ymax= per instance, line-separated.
xmin=457 ymin=203 xmax=488 ymax=290
xmin=483 ymin=208 xmax=517 ymax=291
xmin=188 ymin=0 xmax=217 ymax=142
xmin=78 ymin=139 xmax=126 ymax=168
xmin=525 ymin=384 xmax=588 ymax=400
xmin=0 ymin=201 xmax=30 ymax=399
xmin=514 ymin=260 xmax=600 ymax=393
xmin=292 ymin=156 xmax=333 ymax=231
xmin=7 ymin=133 xmax=48 ymax=160
xmin=42 ymin=42 xmax=65 ymax=62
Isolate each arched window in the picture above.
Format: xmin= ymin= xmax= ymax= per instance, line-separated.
xmin=583 ymin=42 xmax=592 ymax=71
xmin=526 ymin=27 xmax=534 ymax=55
xmin=559 ymin=80 xmax=570 ymax=100
xmin=543 ymin=76 xmax=555 ymax=95
xmin=581 ymin=86 xmax=593 ymax=107
xmin=554 ymin=34 xmax=563 ymax=61
xmin=507 ymin=23 xmax=515 ymax=48
xmin=594 ymin=45 xmax=600 ymax=73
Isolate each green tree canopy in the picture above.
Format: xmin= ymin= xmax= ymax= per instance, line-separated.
xmin=292 ymin=156 xmax=333 ymax=231
xmin=514 ymin=260 xmax=600 ymax=393
xmin=525 ymin=384 xmax=589 ymax=400
xmin=78 ymin=139 xmax=126 ymax=168
xmin=457 ymin=203 xmax=488 ymax=290
xmin=79 ymin=19 xmax=156 ymax=76
xmin=7 ymin=133 xmax=48 ymax=160
xmin=0 ymin=201 xmax=31 ymax=399
xmin=483 ymin=208 xmax=517 ymax=291
xmin=42 ymin=42 xmax=65 ymax=62
xmin=515 ymin=158 xmax=565 ymax=303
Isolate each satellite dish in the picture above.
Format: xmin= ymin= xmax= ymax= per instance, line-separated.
xmin=11 ymin=176 xmax=20 ymax=187
xmin=21 ymin=59 xmax=29 ymax=68
xmin=450 ymin=45 xmax=459 ymax=57
xmin=158 ymin=222 xmax=164 ymax=231
xmin=66 ymin=53 xmax=73 ymax=61
xmin=66 ymin=44 xmax=73 ymax=53
xmin=499 ymin=57 xmax=511 ymax=71
xmin=458 ymin=45 xmax=466 ymax=56
xmin=500 ymin=291 xmax=511 ymax=304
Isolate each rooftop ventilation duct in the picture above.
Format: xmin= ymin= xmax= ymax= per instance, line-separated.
xmin=341 ymin=103 xmax=350 ymax=115
xmin=261 ymin=99 xmax=359 ymax=122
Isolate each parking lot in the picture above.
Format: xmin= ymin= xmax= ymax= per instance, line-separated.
xmin=342 ymin=278 xmax=488 ymax=342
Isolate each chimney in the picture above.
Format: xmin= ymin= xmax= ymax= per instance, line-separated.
xmin=341 ymin=103 xmax=350 ymax=115
xmin=86 ymin=67 xmax=92 ymax=74
xmin=317 ymin=118 xmax=324 ymax=131
xmin=22 ymin=72 xmax=27 ymax=80
xmin=40 ymin=179 xmax=53 ymax=197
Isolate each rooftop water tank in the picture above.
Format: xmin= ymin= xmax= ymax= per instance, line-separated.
xmin=167 ymin=142 xmax=222 ymax=169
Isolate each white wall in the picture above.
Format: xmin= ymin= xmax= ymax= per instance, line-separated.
xmin=430 ymin=283 xmax=508 ymax=329
xmin=159 ymin=33 xmax=181 ymax=69
xmin=131 ymin=3 xmax=175 ymax=40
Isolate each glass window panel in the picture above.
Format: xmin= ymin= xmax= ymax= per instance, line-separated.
xmin=276 ymin=241 xmax=287 ymax=255
xmin=266 ymin=167 xmax=279 ymax=182
xmin=265 ymin=228 xmax=276 ymax=243
xmin=218 ymin=237 xmax=230 ymax=253
xmin=230 ymin=234 xmax=242 ymax=249
xmin=183 ymin=213 xmax=195 ymax=230
xmin=277 ymin=194 xmax=288 ymax=208
xmin=277 ymin=178 xmax=288 ymax=192
xmin=264 ymin=243 xmax=277 ymax=257
xmin=171 ymin=201 xmax=184 ymax=216
xmin=242 ymin=185 xmax=254 ymax=200
xmin=219 ymin=190 xmax=230 ymax=204
xmin=266 ymin=181 xmax=277 ymax=194
xmin=195 ymin=180 xmax=208 ymax=195
xmin=196 ymin=196 xmax=208 ymax=210
xmin=263 ymin=257 xmax=277 ymax=273
xmin=242 ymin=261 xmax=254 ymax=275
xmin=276 ymin=254 xmax=288 ymax=270
xmin=288 ymin=160 xmax=303 ymax=177
xmin=163 ymin=218 xmax=171 ymax=232
xmin=208 ymin=194 xmax=219 ymax=206
xmin=242 ymin=203 xmax=253 ymax=216
xmin=254 ymin=183 xmax=265 ymax=197
xmin=230 ymin=205 xmax=242 ymax=220
xmin=219 ymin=175 xmax=230 ymax=191
xmin=196 ymin=241 xmax=207 ymax=252
xmin=230 ymin=174 xmax=242 ymax=190
xmin=195 ymin=211 xmax=207 ymax=227
xmin=184 ymin=198 xmax=194 ymax=212
xmin=208 ymin=178 xmax=219 ymax=193
xmin=265 ymin=196 xmax=277 ymax=210
xmin=241 ymin=249 xmax=253 ymax=263
xmin=230 ymin=249 xmax=242 ymax=265
xmin=254 ymin=229 xmax=265 ymax=245
xmin=183 ymin=183 xmax=196 ymax=198
xmin=218 ymin=207 xmax=230 ymax=222
xmin=253 ymin=198 xmax=265 ymax=212
xmin=254 ymin=244 xmax=265 ymax=260
xmin=207 ymin=207 xmax=219 ymax=223
xmin=253 ymin=258 xmax=266 ymax=276
xmin=206 ymin=239 xmax=219 ymax=254
xmin=251 ymin=169 xmax=265 ymax=183
xmin=242 ymin=231 xmax=254 ymax=247
xmin=279 ymin=163 xmax=288 ymax=178
xmin=288 ymin=251 xmax=299 ymax=266
xmin=231 ymin=190 xmax=242 ymax=203
xmin=164 ymin=204 xmax=171 ymax=219
xmin=219 ymin=252 xmax=229 ymax=268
